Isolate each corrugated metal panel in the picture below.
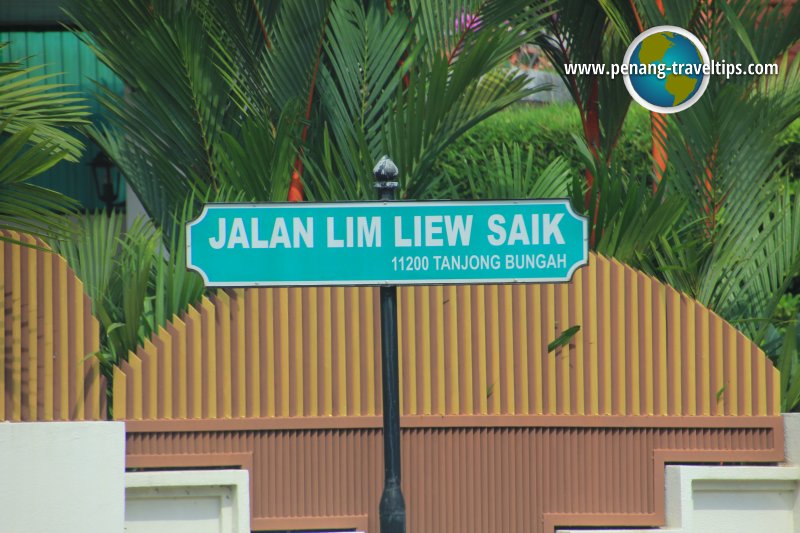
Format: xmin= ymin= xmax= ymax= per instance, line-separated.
xmin=125 ymin=421 xmax=782 ymax=533
xmin=0 ymin=1 xmax=67 ymax=26
xmin=0 ymin=31 xmax=125 ymax=210
xmin=114 ymin=253 xmax=780 ymax=420
xmin=0 ymin=231 xmax=105 ymax=420
xmin=114 ymin=285 xmax=382 ymax=420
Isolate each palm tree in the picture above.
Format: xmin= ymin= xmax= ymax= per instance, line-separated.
xmin=69 ymin=0 xmax=556 ymax=228
xmin=62 ymin=0 xmax=558 ymax=411
xmin=49 ymin=204 xmax=205 ymax=378
xmin=0 ymin=43 xmax=89 ymax=240
xmin=545 ymin=0 xmax=800 ymax=407
xmin=65 ymin=0 xmax=800 ymax=411
xmin=611 ymin=1 xmax=800 ymax=340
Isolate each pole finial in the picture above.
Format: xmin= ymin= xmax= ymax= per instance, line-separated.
xmin=374 ymin=156 xmax=399 ymax=190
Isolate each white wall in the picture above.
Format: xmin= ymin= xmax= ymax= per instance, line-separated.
xmin=125 ymin=182 xmax=149 ymax=231
xmin=125 ymin=470 xmax=250 ymax=533
xmin=560 ymin=466 xmax=800 ymax=533
xmin=0 ymin=421 xmax=125 ymax=533
xmin=691 ymin=477 xmax=798 ymax=532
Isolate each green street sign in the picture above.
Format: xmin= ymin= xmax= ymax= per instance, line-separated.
xmin=186 ymin=200 xmax=588 ymax=287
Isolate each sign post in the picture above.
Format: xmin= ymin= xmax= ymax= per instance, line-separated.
xmin=373 ymin=157 xmax=406 ymax=533
xmin=186 ymin=159 xmax=589 ymax=533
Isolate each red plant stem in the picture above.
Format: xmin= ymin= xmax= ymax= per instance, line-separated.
xmin=651 ymin=113 xmax=668 ymax=189
xmin=447 ymin=0 xmax=489 ymax=65
xmin=629 ymin=0 xmax=645 ymax=32
xmin=250 ymin=0 xmax=272 ymax=50
xmin=626 ymin=0 xmax=668 ymax=192
xmin=582 ymin=80 xmax=601 ymax=248
xmin=549 ymin=15 xmax=597 ymax=246
xmin=400 ymin=53 xmax=410 ymax=88
xmin=288 ymin=23 xmax=327 ymax=202
xmin=704 ymin=143 xmax=720 ymax=234
xmin=583 ymin=82 xmax=601 ymax=163
xmin=651 ymin=0 xmax=667 ymax=191
xmin=448 ymin=30 xmax=470 ymax=65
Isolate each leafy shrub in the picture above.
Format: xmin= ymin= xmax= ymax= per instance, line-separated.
xmin=779 ymin=117 xmax=800 ymax=180
xmin=432 ymin=103 xmax=653 ymax=198
xmin=434 ymin=103 xmax=800 ymax=198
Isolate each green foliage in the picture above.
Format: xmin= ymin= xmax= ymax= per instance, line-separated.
xmin=570 ymin=136 xmax=685 ymax=266
xmin=49 ymin=210 xmax=205 ymax=377
xmin=432 ymin=103 xmax=678 ymax=266
xmin=435 ymin=101 xmax=800 ymax=200
xmin=69 ymin=0 xmax=246 ymax=229
xmin=620 ymin=1 xmax=800 ymax=409
xmin=70 ymin=0 xmax=556 ymax=227
xmin=535 ymin=1 xmax=633 ymax=154
xmin=777 ymin=293 xmax=800 ymax=331
xmin=444 ymin=143 xmax=574 ymax=200
xmin=65 ymin=0 xmax=800 ymax=415
xmin=0 ymin=42 xmax=89 ymax=240
xmin=773 ymin=317 xmax=800 ymax=412
xmin=646 ymin=58 xmax=800 ymax=342
xmin=547 ymin=325 xmax=580 ymax=353
xmin=779 ymin=118 xmax=800 ymax=180
xmin=544 ymin=0 xmax=800 ymax=410
xmin=432 ymin=103 xmax=652 ymax=199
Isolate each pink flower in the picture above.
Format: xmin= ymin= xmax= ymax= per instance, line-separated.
xmin=455 ymin=11 xmax=482 ymax=33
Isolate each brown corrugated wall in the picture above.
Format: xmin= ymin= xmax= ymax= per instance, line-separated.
xmin=115 ymin=254 xmax=779 ymax=420
xmin=125 ymin=417 xmax=782 ymax=533
xmin=0 ymin=231 xmax=105 ymax=421
xmin=0 ymin=236 xmax=784 ymax=532
xmin=115 ymin=253 xmax=783 ymax=532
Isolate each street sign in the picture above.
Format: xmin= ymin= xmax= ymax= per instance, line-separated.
xmin=186 ymin=200 xmax=588 ymax=287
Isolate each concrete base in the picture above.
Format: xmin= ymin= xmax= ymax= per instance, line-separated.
xmin=125 ymin=470 xmax=250 ymax=533
xmin=561 ymin=414 xmax=800 ymax=533
xmin=0 ymin=421 xmax=125 ymax=533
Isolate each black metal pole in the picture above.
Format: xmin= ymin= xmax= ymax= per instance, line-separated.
xmin=374 ymin=156 xmax=406 ymax=533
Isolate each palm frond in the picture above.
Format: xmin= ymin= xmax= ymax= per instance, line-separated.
xmin=304 ymin=0 xmax=553 ymax=201
xmin=458 ymin=144 xmax=573 ymax=200
xmin=0 ymin=42 xmax=89 ymax=241
xmin=0 ymin=44 xmax=89 ymax=161
xmin=48 ymin=212 xmax=124 ymax=308
xmin=216 ymin=106 xmax=300 ymax=202
xmin=643 ymin=43 xmax=800 ymax=342
xmin=51 ymin=208 xmax=208 ymax=374
xmin=154 ymin=196 xmax=205 ymax=330
xmin=71 ymin=0 xmax=237 ymax=224
xmin=570 ymin=135 xmax=684 ymax=265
